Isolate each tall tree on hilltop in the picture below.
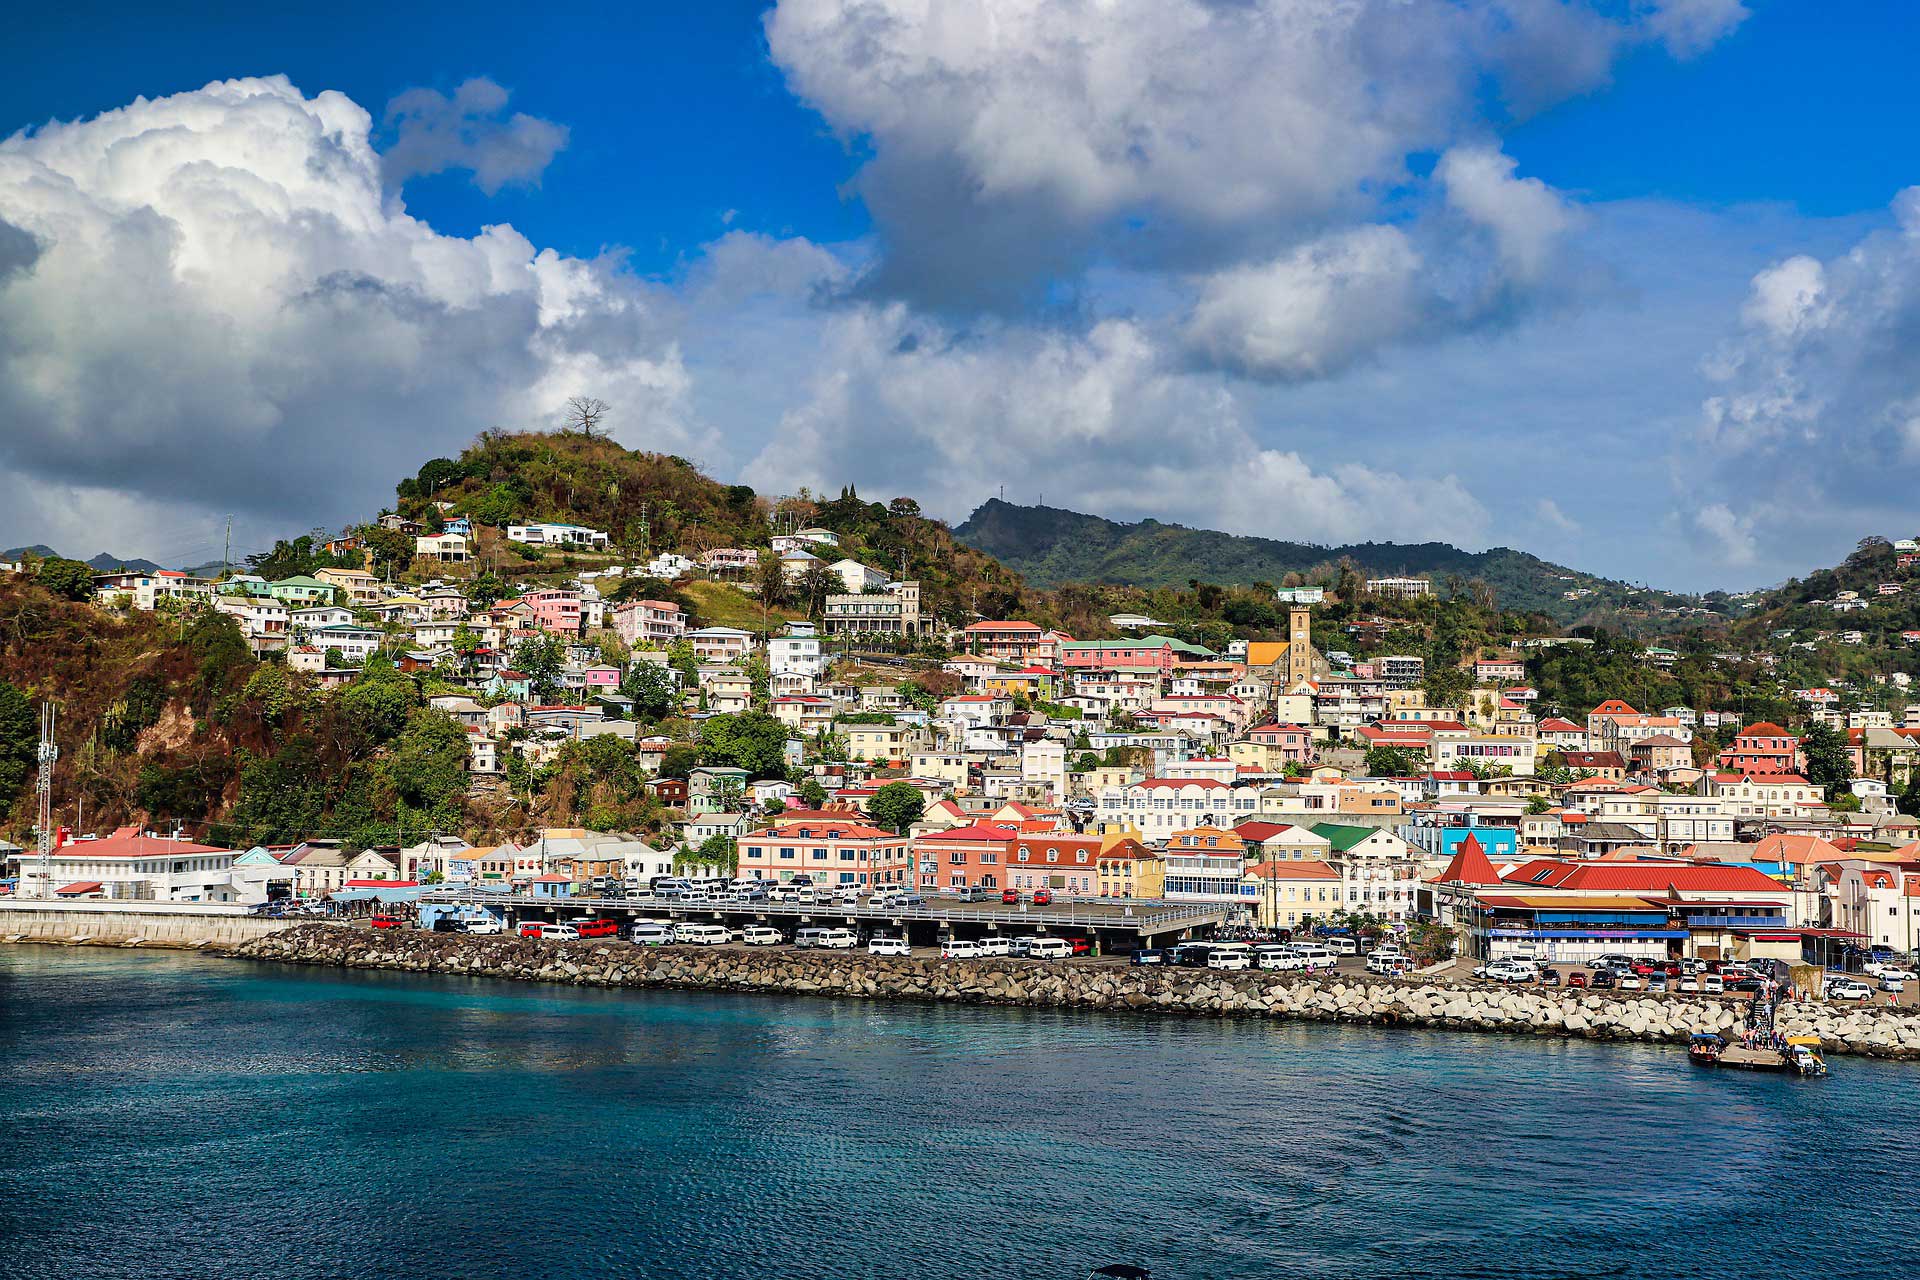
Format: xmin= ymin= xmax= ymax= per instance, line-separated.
xmin=563 ymin=395 xmax=610 ymax=439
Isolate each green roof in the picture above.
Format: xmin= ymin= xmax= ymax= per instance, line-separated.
xmin=1135 ymin=634 xmax=1218 ymax=658
xmin=271 ymin=575 xmax=334 ymax=590
xmin=1309 ymin=822 xmax=1379 ymax=853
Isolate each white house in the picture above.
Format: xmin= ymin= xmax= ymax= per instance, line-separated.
xmin=19 ymin=827 xmax=239 ymax=902
xmin=415 ymin=532 xmax=471 ymax=562
xmin=508 ymin=522 xmax=611 ymax=550
xmin=830 ymin=559 xmax=889 ymax=593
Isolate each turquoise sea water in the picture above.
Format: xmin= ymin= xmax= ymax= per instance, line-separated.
xmin=0 ymin=948 xmax=1911 ymax=1280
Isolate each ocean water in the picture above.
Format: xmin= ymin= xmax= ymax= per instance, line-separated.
xmin=0 ymin=948 xmax=1911 ymax=1280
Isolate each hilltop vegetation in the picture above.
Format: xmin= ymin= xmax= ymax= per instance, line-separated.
xmin=954 ymin=499 xmax=1701 ymax=622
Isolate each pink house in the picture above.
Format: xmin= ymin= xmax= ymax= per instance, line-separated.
xmin=580 ymin=665 xmax=621 ymax=690
xmin=613 ymin=598 xmax=687 ymax=647
xmin=1247 ymin=723 xmax=1313 ymax=762
xmin=1058 ymin=639 xmax=1175 ymax=673
xmin=522 ymin=589 xmax=583 ymax=635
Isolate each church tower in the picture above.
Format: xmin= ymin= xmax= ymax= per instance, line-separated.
xmin=1286 ymin=606 xmax=1314 ymax=687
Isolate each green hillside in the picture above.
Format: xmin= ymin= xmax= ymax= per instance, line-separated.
xmin=953 ymin=499 xmax=1694 ymax=622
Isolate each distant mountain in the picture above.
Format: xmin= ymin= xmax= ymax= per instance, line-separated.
xmin=2 ymin=545 xmax=168 ymax=573
xmin=953 ymin=499 xmax=1674 ymax=619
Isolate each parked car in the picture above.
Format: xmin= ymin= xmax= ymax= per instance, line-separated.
xmin=674 ymin=924 xmax=732 ymax=945
xmin=977 ymin=936 xmax=1012 ymax=958
xmin=1207 ymin=949 xmax=1252 ymax=971
xmin=816 ymin=928 xmax=858 ymax=950
xmin=1567 ymin=972 xmax=1588 ymax=989
xmin=1001 ymin=889 xmax=1021 ymax=904
xmin=463 ymin=917 xmax=505 ymax=935
xmin=1878 ymin=974 xmax=1907 ymax=994
xmin=537 ymin=924 xmax=579 ymax=941
xmin=370 ymin=914 xmax=408 ymax=930
xmin=1027 ymin=938 xmax=1071 ymax=960
xmin=518 ymin=921 xmax=545 ymax=939
xmin=568 ymin=918 xmax=620 ymax=939
xmin=1130 ymin=948 xmax=1167 ymax=966
xmin=1828 ymin=977 xmax=1874 ymax=1001
xmin=1589 ymin=970 xmax=1615 ymax=990
xmin=630 ymin=923 xmax=672 ymax=946
xmin=1031 ymin=888 xmax=1054 ymax=905
xmin=1677 ymin=976 xmax=1700 ymax=993
xmin=1647 ymin=974 xmax=1670 ymax=994
xmin=1701 ymin=974 xmax=1724 ymax=994
xmin=868 ymin=936 xmax=911 ymax=957
xmin=941 ymin=939 xmax=981 ymax=960
xmin=1617 ymin=973 xmax=1643 ymax=990
xmin=741 ymin=926 xmax=784 ymax=946
xmin=951 ymin=885 xmax=992 ymax=903
xmin=1065 ymin=936 xmax=1091 ymax=955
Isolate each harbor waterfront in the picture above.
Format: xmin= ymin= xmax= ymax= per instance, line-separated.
xmin=1 ymin=947 xmax=1914 ymax=1280
xmin=227 ymin=923 xmax=1920 ymax=1059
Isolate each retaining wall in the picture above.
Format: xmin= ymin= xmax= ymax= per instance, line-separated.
xmin=236 ymin=925 xmax=1920 ymax=1061
xmin=0 ymin=900 xmax=297 ymax=948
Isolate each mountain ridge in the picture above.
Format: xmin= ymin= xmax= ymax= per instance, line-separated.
xmin=952 ymin=499 xmax=1690 ymax=620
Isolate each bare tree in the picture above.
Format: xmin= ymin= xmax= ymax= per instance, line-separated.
xmin=563 ymin=395 xmax=611 ymax=438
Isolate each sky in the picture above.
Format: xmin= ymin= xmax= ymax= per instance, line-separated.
xmin=3 ymin=1 xmax=1919 ymax=591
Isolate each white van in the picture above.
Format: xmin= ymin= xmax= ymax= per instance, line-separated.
xmin=976 ymin=936 xmax=1011 ymax=958
xmin=538 ymin=923 xmax=579 ymax=941
xmin=1324 ymin=936 xmax=1359 ymax=956
xmin=1289 ymin=943 xmax=1335 ymax=966
xmin=1255 ymin=945 xmax=1301 ymax=971
xmin=630 ymin=923 xmax=672 ymax=946
xmin=816 ymin=928 xmax=858 ymax=950
xmin=794 ymin=928 xmax=833 ymax=949
xmin=741 ymin=926 xmax=784 ymax=946
xmin=941 ymin=938 xmax=981 ymax=960
xmin=1027 ymin=937 xmax=1072 ymax=960
xmin=675 ymin=923 xmax=732 ymax=945
xmin=1207 ymin=948 xmax=1252 ymax=971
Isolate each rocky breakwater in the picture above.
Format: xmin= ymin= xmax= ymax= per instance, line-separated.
xmin=237 ymin=925 xmax=1920 ymax=1060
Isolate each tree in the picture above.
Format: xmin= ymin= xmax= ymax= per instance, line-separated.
xmin=658 ymin=744 xmax=699 ymax=780
xmin=888 ymin=497 xmax=921 ymax=519
xmin=797 ymin=777 xmax=828 ymax=810
xmin=1800 ymin=721 xmax=1853 ymax=793
xmin=338 ymin=672 xmax=417 ymax=746
xmin=868 ymin=780 xmax=926 ymax=834
xmin=1525 ymin=794 xmax=1552 ymax=815
xmin=0 ymin=683 xmax=34 ymax=804
xmin=1364 ymin=745 xmax=1426 ymax=777
xmin=622 ymin=662 xmax=679 ymax=721
xmin=467 ymin=572 xmax=507 ymax=610
xmin=699 ymin=712 xmax=791 ymax=779
xmin=513 ymin=634 xmax=567 ymax=701
xmin=563 ymin=395 xmax=611 ymax=438
xmin=796 ymin=562 xmax=842 ymax=616
xmin=36 ymin=557 xmax=96 ymax=601
xmin=361 ymin=526 xmax=414 ymax=574
xmin=754 ymin=552 xmax=790 ymax=608
xmin=1899 ymin=772 xmax=1920 ymax=820
xmin=1423 ymin=663 xmax=1471 ymax=712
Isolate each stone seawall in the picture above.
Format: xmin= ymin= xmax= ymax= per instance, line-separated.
xmin=0 ymin=902 xmax=296 ymax=948
xmin=235 ymin=925 xmax=1920 ymax=1061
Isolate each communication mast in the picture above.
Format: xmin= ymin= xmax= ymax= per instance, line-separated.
xmin=35 ymin=702 xmax=56 ymax=898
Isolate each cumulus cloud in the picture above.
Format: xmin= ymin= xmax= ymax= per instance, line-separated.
xmin=0 ymin=76 xmax=701 ymax=550
xmin=743 ymin=307 xmax=1491 ymax=548
xmin=380 ymin=76 xmax=568 ymax=193
xmin=1535 ymin=498 xmax=1581 ymax=535
xmin=765 ymin=0 xmax=1740 ymax=307
xmin=1689 ymin=186 xmax=1920 ymax=571
xmin=1638 ymin=0 xmax=1751 ymax=59
xmin=1691 ymin=502 xmax=1758 ymax=567
xmin=1182 ymin=144 xmax=1581 ymax=380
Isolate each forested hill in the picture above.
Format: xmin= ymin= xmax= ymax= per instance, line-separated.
xmin=953 ymin=499 xmax=1673 ymax=620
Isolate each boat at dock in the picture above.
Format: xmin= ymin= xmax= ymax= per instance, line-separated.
xmin=1687 ymin=1031 xmax=1828 ymax=1076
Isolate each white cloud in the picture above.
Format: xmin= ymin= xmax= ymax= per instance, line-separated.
xmin=1637 ymin=0 xmax=1751 ymax=59
xmin=1535 ymin=498 xmax=1580 ymax=535
xmin=1691 ymin=502 xmax=1757 ymax=567
xmin=765 ymin=0 xmax=1741 ymax=305
xmin=743 ymin=307 xmax=1490 ymax=548
xmin=380 ymin=76 xmax=568 ymax=194
xmin=1181 ymin=145 xmax=1581 ymax=380
xmin=0 ymin=76 xmax=702 ymax=551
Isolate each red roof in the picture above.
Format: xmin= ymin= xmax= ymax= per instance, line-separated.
xmin=1434 ymin=834 xmax=1504 ymax=885
xmin=1246 ymin=859 xmax=1338 ymax=880
xmin=1538 ymin=717 xmax=1582 ymax=732
xmin=344 ymin=879 xmax=418 ymax=888
xmin=54 ymin=881 xmax=103 ymax=895
xmin=1738 ymin=722 xmax=1791 ymax=737
xmin=49 ymin=826 xmax=228 ymax=860
xmin=1500 ymin=860 xmax=1786 ymax=894
xmin=1233 ymin=821 xmax=1299 ymax=842
xmin=748 ymin=820 xmax=900 ymax=841
xmin=964 ymin=620 xmax=1043 ymax=633
xmin=530 ymin=874 xmax=571 ymax=883
xmin=917 ymin=824 xmax=1019 ymax=843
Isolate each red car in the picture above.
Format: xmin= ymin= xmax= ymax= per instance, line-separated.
xmin=370 ymin=914 xmax=407 ymax=930
xmin=1065 ymin=936 xmax=1090 ymax=955
xmin=1567 ymin=972 xmax=1588 ymax=988
xmin=1032 ymin=889 xmax=1054 ymax=905
xmin=1002 ymin=889 xmax=1021 ymax=904
xmin=1631 ymin=959 xmax=1660 ymax=977
xmin=571 ymin=918 xmax=619 ymax=938
xmin=518 ymin=921 xmax=544 ymax=939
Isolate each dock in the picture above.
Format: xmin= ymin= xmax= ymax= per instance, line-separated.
xmin=416 ymin=888 xmax=1229 ymax=951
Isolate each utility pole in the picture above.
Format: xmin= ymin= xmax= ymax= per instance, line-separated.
xmin=35 ymin=702 xmax=56 ymax=899
xmin=223 ymin=516 xmax=232 ymax=577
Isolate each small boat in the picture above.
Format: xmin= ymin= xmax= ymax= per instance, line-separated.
xmin=1783 ymin=1035 xmax=1830 ymax=1078
xmin=1687 ymin=1032 xmax=1725 ymax=1066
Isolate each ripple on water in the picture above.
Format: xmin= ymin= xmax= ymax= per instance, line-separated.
xmin=1 ymin=948 xmax=1915 ymax=1280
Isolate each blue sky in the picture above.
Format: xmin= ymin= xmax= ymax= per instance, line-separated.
xmin=4 ymin=1 xmax=1920 ymax=591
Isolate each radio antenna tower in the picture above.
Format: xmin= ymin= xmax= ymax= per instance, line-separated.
xmin=35 ymin=702 xmax=57 ymax=898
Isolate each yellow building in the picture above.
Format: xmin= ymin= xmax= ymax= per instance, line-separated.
xmin=1241 ymin=858 xmax=1342 ymax=929
xmin=1096 ymin=833 xmax=1165 ymax=899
